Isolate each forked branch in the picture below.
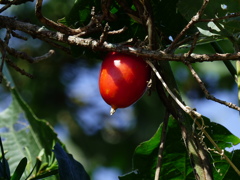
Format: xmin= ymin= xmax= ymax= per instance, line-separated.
xmin=165 ymin=0 xmax=209 ymax=53
xmin=147 ymin=60 xmax=240 ymax=177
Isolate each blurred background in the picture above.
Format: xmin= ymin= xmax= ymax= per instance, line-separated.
xmin=0 ymin=0 xmax=239 ymax=179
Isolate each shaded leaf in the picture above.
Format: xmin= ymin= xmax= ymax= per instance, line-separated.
xmin=63 ymin=0 xmax=145 ymax=58
xmin=0 ymin=137 xmax=10 ymax=180
xmin=120 ymin=116 xmax=194 ymax=180
xmin=53 ymin=143 xmax=90 ymax=180
xmin=11 ymin=157 xmax=27 ymax=180
xmin=63 ymin=0 xmax=100 ymax=28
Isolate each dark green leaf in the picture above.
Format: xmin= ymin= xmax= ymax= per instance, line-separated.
xmin=120 ymin=115 xmax=240 ymax=179
xmin=0 ymin=137 xmax=10 ymax=180
xmin=11 ymin=157 xmax=27 ymax=180
xmin=53 ymin=143 xmax=90 ymax=180
xmin=120 ymin=116 xmax=194 ymax=180
xmin=203 ymin=117 xmax=240 ymax=149
xmin=64 ymin=0 xmax=101 ymax=28
xmin=224 ymin=150 xmax=240 ymax=178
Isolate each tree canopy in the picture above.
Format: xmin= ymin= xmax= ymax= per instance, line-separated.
xmin=0 ymin=0 xmax=239 ymax=179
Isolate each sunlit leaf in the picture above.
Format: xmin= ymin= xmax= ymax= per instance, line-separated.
xmin=120 ymin=115 xmax=240 ymax=179
xmin=0 ymin=89 xmax=61 ymax=179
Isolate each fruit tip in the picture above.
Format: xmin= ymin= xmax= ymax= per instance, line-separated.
xmin=110 ymin=107 xmax=116 ymax=115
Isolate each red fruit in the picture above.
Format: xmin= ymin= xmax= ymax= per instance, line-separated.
xmin=99 ymin=52 xmax=151 ymax=115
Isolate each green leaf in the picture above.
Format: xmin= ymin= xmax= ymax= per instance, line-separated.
xmin=11 ymin=157 xmax=27 ymax=180
xmin=63 ymin=0 xmax=101 ymax=28
xmin=0 ymin=89 xmax=61 ymax=179
xmin=63 ymin=0 xmax=146 ymax=58
xmin=224 ymin=150 xmax=240 ymax=178
xmin=120 ymin=115 xmax=240 ymax=179
xmin=131 ymin=122 xmax=163 ymax=179
xmin=203 ymin=117 xmax=240 ymax=149
xmin=53 ymin=143 xmax=90 ymax=180
xmin=120 ymin=116 xmax=194 ymax=180
xmin=201 ymin=117 xmax=240 ymax=179
xmin=0 ymin=137 xmax=10 ymax=180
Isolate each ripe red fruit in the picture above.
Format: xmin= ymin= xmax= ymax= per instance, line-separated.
xmin=99 ymin=52 xmax=151 ymax=115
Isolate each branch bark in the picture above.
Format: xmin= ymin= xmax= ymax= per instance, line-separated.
xmin=0 ymin=15 xmax=240 ymax=64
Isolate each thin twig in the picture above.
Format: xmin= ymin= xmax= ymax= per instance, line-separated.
xmin=148 ymin=59 xmax=240 ymax=176
xmin=35 ymin=0 xmax=103 ymax=36
xmin=6 ymin=58 xmax=34 ymax=78
xmin=154 ymin=111 xmax=170 ymax=180
xmin=0 ymin=0 xmax=33 ymax=5
xmin=170 ymin=36 xmax=194 ymax=52
xmin=194 ymin=119 xmax=240 ymax=176
xmin=198 ymin=12 xmax=240 ymax=22
xmin=180 ymin=21 xmax=240 ymax=174
xmin=0 ymin=0 xmax=18 ymax=13
xmin=186 ymin=63 xmax=240 ymax=111
xmin=10 ymin=30 xmax=28 ymax=41
xmin=33 ymin=34 xmax=71 ymax=54
xmin=0 ymin=29 xmax=11 ymax=83
xmin=101 ymin=0 xmax=117 ymax=21
xmin=99 ymin=23 xmax=110 ymax=46
xmin=115 ymin=0 xmax=141 ymax=23
xmin=33 ymin=49 xmax=55 ymax=63
xmin=0 ymin=39 xmax=55 ymax=63
xmin=183 ymin=31 xmax=240 ymax=111
xmin=2 ymin=15 xmax=240 ymax=62
xmin=107 ymin=26 xmax=128 ymax=35
xmin=165 ymin=0 xmax=209 ymax=53
xmin=186 ymin=32 xmax=200 ymax=57
xmin=146 ymin=60 xmax=202 ymax=118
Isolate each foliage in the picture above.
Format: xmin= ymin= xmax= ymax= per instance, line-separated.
xmin=0 ymin=0 xmax=239 ymax=180
xmin=53 ymin=143 xmax=90 ymax=180
xmin=0 ymin=87 xmax=59 ymax=179
xmin=178 ymin=0 xmax=240 ymax=36
xmin=119 ymin=117 xmax=240 ymax=180
xmin=0 ymin=84 xmax=91 ymax=179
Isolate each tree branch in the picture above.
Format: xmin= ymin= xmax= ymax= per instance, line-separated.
xmin=6 ymin=58 xmax=34 ymax=78
xmin=35 ymin=0 xmax=103 ymax=36
xmin=198 ymin=12 xmax=240 ymax=22
xmin=0 ymin=39 xmax=55 ymax=63
xmin=154 ymin=111 xmax=170 ymax=180
xmin=165 ymin=0 xmax=209 ymax=53
xmin=0 ymin=0 xmax=33 ymax=13
xmin=0 ymin=15 xmax=240 ymax=64
xmin=0 ymin=0 xmax=33 ymax=4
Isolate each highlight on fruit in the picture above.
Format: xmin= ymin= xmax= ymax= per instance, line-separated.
xmin=98 ymin=52 xmax=151 ymax=115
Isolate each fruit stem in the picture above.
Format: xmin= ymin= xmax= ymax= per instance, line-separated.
xmin=110 ymin=107 xmax=116 ymax=115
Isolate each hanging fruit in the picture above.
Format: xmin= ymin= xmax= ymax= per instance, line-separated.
xmin=99 ymin=52 xmax=151 ymax=115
